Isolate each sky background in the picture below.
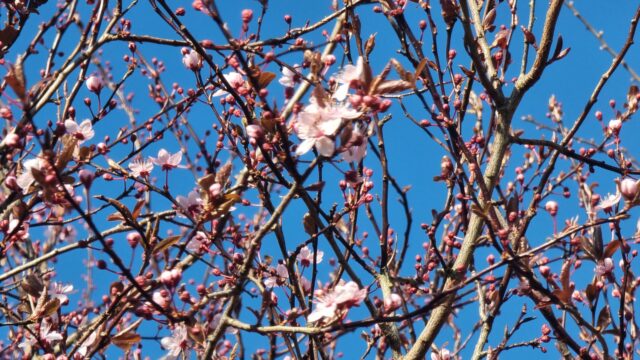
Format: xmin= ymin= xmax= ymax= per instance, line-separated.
xmin=5 ymin=0 xmax=640 ymax=358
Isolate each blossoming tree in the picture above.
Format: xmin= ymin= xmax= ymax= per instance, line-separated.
xmin=1 ymin=0 xmax=640 ymax=359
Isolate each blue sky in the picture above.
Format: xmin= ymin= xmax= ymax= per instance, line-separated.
xmin=4 ymin=0 xmax=640 ymax=358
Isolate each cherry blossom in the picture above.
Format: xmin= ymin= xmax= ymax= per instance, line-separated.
xmin=85 ymin=75 xmax=103 ymax=93
xmin=307 ymin=281 xmax=367 ymax=323
xmin=278 ymin=64 xmax=302 ymax=88
xmin=383 ymin=293 xmax=403 ymax=312
xmin=430 ymin=348 xmax=452 ymax=360
xmin=593 ymin=192 xmax=621 ymax=212
xmin=264 ymin=263 xmax=288 ymax=288
xmin=76 ymin=330 xmax=98 ymax=358
xmin=128 ymin=158 xmax=154 ymax=178
xmin=213 ymin=71 xmax=245 ymax=97
xmin=333 ymin=57 xmax=364 ymax=101
xmin=17 ymin=157 xmax=44 ymax=193
xmin=150 ymin=149 xmax=183 ymax=170
xmin=159 ymin=324 xmax=190 ymax=360
xmin=65 ymin=119 xmax=95 ymax=143
xmin=341 ymin=125 xmax=368 ymax=162
xmin=294 ymin=97 xmax=361 ymax=157
xmin=182 ymin=50 xmax=203 ymax=71
xmin=297 ymin=245 xmax=324 ymax=267
xmin=596 ymin=258 xmax=614 ymax=277
xmin=176 ymin=190 xmax=203 ymax=217
xmin=50 ymin=282 xmax=74 ymax=304
xmin=620 ymin=177 xmax=639 ymax=200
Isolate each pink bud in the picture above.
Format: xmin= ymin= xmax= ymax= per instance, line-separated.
xmin=86 ymin=75 xmax=103 ymax=93
xmin=383 ymin=293 xmax=403 ymax=312
xmin=79 ymin=169 xmax=94 ymax=188
xmin=544 ymin=200 xmax=558 ymax=216
xmin=608 ymin=119 xmax=622 ymax=135
xmin=620 ymin=178 xmax=639 ymax=201
xmin=127 ymin=232 xmax=141 ymax=248
xmin=246 ymin=124 xmax=264 ymax=140
xmin=182 ymin=51 xmax=203 ymax=71
xmin=241 ymin=9 xmax=253 ymax=22
xmin=4 ymin=133 xmax=20 ymax=148
xmin=209 ymin=183 xmax=222 ymax=198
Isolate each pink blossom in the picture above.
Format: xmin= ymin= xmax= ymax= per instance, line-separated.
xmin=128 ymin=158 xmax=154 ymax=178
xmin=65 ymin=119 xmax=94 ymax=143
xmin=176 ymin=190 xmax=203 ymax=217
xmin=278 ymin=64 xmax=302 ymax=88
xmin=187 ymin=231 xmax=209 ymax=253
xmin=430 ymin=348 xmax=451 ymax=360
xmin=620 ymin=177 xmax=639 ymax=201
xmin=295 ymin=97 xmax=361 ymax=157
xmin=160 ymin=324 xmax=190 ymax=360
xmin=150 ymin=149 xmax=183 ymax=170
xmin=333 ymin=57 xmax=364 ymax=101
xmin=246 ymin=124 xmax=264 ymax=140
xmin=297 ymin=245 xmax=324 ymax=267
xmin=182 ymin=50 xmax=203 ymax=71
xmin=596 ymin=257 xmax=614 ymax=277
xmin=307 ymin=281 xmax=367 ymax=323
xmin=608 ymin=119 xmax=622 ymax=135
xmin=50 ymin=282 xmax=74 ymax=304
xmin=593 ymin=192 xmax=621 ymax=212
xmin=85 ymin=75 xmax=103 ymax=93
xmin=17 ymin=157 xmax=44 ymax=193
xmin=264 ymin=263 xmax=288 ymax=288
xmin=544 ymin=200 xmax=558 ymax=216
xmin=76 ymin=330 xmax=98 ymax=358
xmin=383 ymin=293 xmax=403 ymax=312
xmin=213 ymin=71 xmax=245 ymax=97
xmin=341 ymin=126 xmax=368 ymax=162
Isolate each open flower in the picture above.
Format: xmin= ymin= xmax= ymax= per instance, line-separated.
xmin=128 ymin=158 xmax=154 ymax=178
xmin=333 ymin=57 xmax=364 ymax=101
xmin=151 ymin=149 xmax=183 ymax=170
xmin=176 ymin=190 xmax=203 ymax=217
xmin=264 ymin=263 xmax=289 ymax=288
xmin=213 ymin=71 xmax=245 ymax=97
xmin=50 ymin=282 xmax=74 ymax=304
xmin=182 ymin=50 xmax=203 ymax=71
xmin=17 ymin=158 xmax=44 ymax=193
xmin=297 ymin=245 xmax=323 ymax=267
xmin=307 ymin=281 xmax=367 ymax=323
xmin=279 ymin=64 xmax=302 ymax=88
xmin=430 ymin=348 xmax=451 ymax=360
xmin=341 ymin=126 xmax=368 ymax=162
xmin=160 ymin=324 xmax=191 ymax=360
xmin=65 ymin=119 xmax=95 ymax=144
xmin=294 ymin=97 xmax=361 ymax=157
xmin=593 ymin=192 xmax=621 ymax=213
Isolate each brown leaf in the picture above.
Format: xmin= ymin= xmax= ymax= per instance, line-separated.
xmin=111 ymin=332 xmax=141 ymax=350
xmin=364 ymin=33 xmax=376 ymax=58
xmin=153 ymin=235 xmax=182 ymax=254
xmin=6 ymin=63 xmax=26 ymax=102
xmin=303 ymin=213 xmax=316 ymax=236
xmin=20 ymin=274 xmax=44 ymax=297
xmin=55 ymin=135 xmax=78 ymax=170
xmin=0 ymin=26 xmax=19 ymax=50
xmin=603 ymin=240 xmax=620 ymax=259
xmin=483 ymin=8 xmax=497 ymax=32
xmin=597 ymin=305 xmax=611 ymax=331
xmin=256 ymin=71 xmax=276 ymax=90
xmin=131 ymin=199 xmax=145 ymax=220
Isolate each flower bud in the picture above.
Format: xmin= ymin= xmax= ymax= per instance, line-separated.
xmin=620 ymin=178 xmax=639 ymax=201
xmin=544 ymin=200 xmax=558 ymax=216
xmin=86 ymin=75 xmax=103 ymax=93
